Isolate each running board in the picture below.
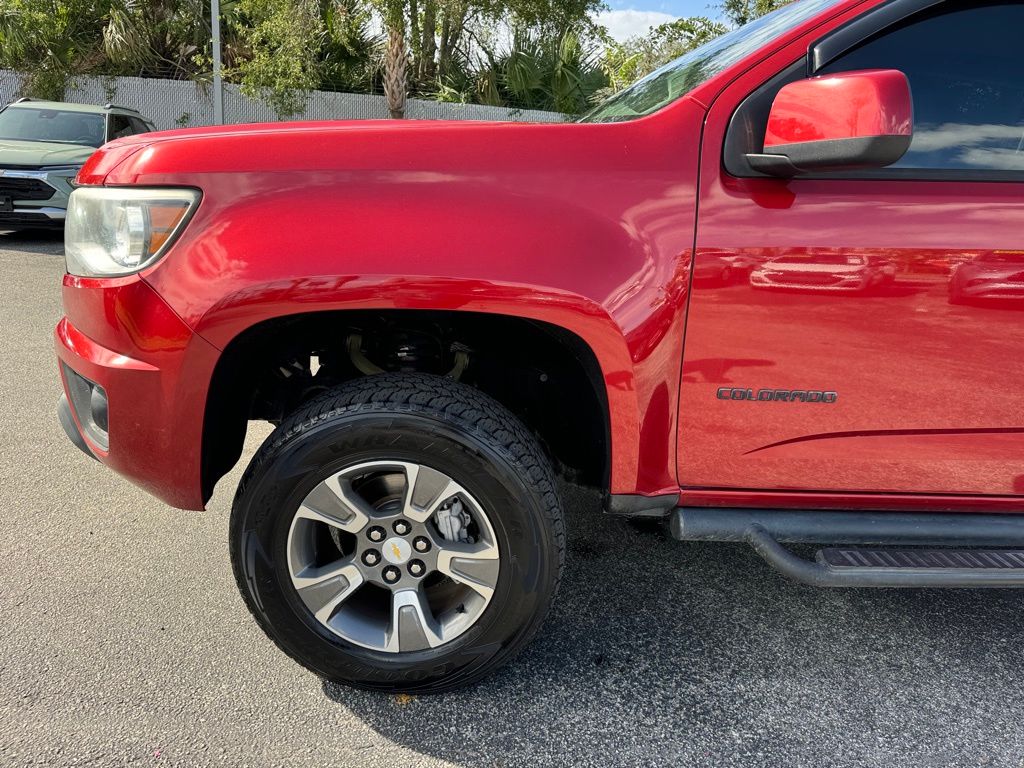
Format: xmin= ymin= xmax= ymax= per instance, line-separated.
xmin=671 ymin=508 xmax=1024 ymax=588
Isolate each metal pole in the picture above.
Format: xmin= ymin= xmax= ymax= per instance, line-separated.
xmin=211 ymin=0 xmax=223 ymax=125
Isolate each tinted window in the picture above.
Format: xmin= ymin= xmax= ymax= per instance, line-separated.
xmin=128 ymin=117 xmax=151 ymax=134
xmin=0 ymin=108 xmax=105 ymax=147
xmin=108 ymin=114 xmax=134 ymax=140
xmin=822 ymin=2 xmax=1024 ymax=172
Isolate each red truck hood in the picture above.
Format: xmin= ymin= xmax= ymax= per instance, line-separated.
xmin=110 ymin=119 xmax=523 ymax=147
xmin=76 ymin=117 xmax=658 ymax=186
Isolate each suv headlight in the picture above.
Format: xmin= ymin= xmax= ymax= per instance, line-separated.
xmin=65 ymin=187 xmax=200 ymax=277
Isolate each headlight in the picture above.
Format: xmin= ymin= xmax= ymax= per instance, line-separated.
xmin=41 ymin=165 xmax=83 ymax=186
xmin=65 ymin=187 xmax=200 ymax=277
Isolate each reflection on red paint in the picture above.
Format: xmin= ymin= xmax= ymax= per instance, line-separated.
xmin=949 ymin=251 xmax=1024 ymax=305
xmin=683 ymin=50 xmax=1024 ymax=497
xmin=749 ymin=251 xmax=896 ymax=293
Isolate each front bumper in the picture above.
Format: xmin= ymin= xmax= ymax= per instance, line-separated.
xmin=54 ymin=274 xmax=221 ymax=510
xmin=0 ymin=206 xmax=66 ymax=228
xmin=58 ymin=393 xmax=97 ymax=461
xmin=0 ymin=168 xmax=72 ymax=227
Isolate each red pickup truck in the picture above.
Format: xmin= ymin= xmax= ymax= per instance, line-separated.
xmin=55 ymin=0 xmax=1024 ymax=693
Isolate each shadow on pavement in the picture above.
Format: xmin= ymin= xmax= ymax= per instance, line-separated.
xmin=0 ymin=228 xmax=64 ymax=254
xmin=322 ymin=484 xmax=1024 ymax=767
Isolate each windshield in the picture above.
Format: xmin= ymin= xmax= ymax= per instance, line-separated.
xmin=580 ymin=0 xmax=847 ymax=123
xmin=0 ymin=107 xmax=105 ymax=147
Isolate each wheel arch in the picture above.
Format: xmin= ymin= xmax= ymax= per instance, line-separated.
xmin=200 ymin=304 xmax=634 ymax=505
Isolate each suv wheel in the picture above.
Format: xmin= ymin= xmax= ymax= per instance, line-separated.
xmin=229 ymin=373 xmax=565 ymax=693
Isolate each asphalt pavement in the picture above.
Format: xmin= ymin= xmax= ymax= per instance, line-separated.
xmin=1 ymin=230 xmax=1023 ymax=767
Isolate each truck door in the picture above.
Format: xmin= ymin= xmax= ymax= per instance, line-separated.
xmin=678 ymin=0 xmax=1024 ymax=497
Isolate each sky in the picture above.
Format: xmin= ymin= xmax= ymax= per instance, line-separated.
xmin=595 ymin=1 xmax=727 ymax=42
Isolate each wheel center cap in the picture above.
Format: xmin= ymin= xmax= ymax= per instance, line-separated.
xmin=382 ymin=537 xmax=412 ymax=565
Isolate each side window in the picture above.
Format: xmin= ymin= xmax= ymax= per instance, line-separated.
xmin=820 ymin=1 xmax=1024 ymax=173
xmin=128 ymin=117 xmax=151 ymax=134
xmin=108 ymin=114 xmax=134 ymax=140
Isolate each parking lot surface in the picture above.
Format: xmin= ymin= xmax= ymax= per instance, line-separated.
xmin=2 ymin=230 xmax=1023 ymax=768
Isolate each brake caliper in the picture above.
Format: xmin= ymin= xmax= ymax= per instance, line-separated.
xmin=435 ymin=498 xmax=473 ymax=543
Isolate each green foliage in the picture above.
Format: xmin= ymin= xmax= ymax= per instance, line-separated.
xmin=0 ymin=0 xmax=111 ymax=99
xmin=375 ymin=0 xmax=405 ymax=30
xmin=505 ymin=30 xmax=604 ymax=113
xmin=320 ymin=0 xmax=382 ymax=92
xmin=430 ymin=28 xmax=604 ymax=113
xmin=720 ymin=0 xmax=791 ymax=26
xmin=601 ymin=17 xmax=727 ymax=93
xmin=596 ymin=0 xmax=789 ymax=96
xmin=413 ymin=0 xmax=607 ymax=114
xmin=0 ymin=0 xmax=746 ymax=118
xmin=229 ymin=0 xmax=324 ymax=117
xmin=477 ymin=0 xmax=602 ymax=36
xmin=102 ymin=0 xmax=210 ymax=79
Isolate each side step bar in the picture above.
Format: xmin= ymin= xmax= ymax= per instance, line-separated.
xmin=671 ymin=508 xmax=1024 ymax=588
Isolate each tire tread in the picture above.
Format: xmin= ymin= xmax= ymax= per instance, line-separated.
xmin=229 ymin=372 xmax=565 ymax=692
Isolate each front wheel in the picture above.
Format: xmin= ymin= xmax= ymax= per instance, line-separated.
xmin=229 ymin=373 xmax=565 ymax=693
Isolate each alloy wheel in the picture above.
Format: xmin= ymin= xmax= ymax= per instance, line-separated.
xmin=286 ymin=460 xmax=500 ymax=653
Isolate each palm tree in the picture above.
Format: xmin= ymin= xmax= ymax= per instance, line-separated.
xmin=103 ymin=0 xmax=213 ymax=80
xmin=471 ymin=29 xmax=606 ymax=114
xmin=381 ymin=0 xmax=408 ymax=118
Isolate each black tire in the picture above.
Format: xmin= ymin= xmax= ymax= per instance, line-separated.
xmin=229 ymin=373 xmax=565 ymax=693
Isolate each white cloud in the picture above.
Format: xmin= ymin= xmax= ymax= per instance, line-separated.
xmin=593 ymin=9 xmax=678 ymax=43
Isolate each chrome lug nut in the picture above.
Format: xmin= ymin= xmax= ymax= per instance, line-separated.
xmin=382 ymin=566 xmax=401 ymax=584
xmin=367 ymin=526 xmax=386 ymax=542
xmin=413 ymin=536 xmax=431 ymax=553
xmin=408 ymin=560 xmax=426 ymax=577
xmin=362 ymin=550 xmax=381 ymax=566
xmin=393 ymin=520 xmax=411 ymax=535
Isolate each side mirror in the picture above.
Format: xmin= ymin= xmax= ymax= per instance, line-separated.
xmin=745 ymin=69 xmax=913 ymax=177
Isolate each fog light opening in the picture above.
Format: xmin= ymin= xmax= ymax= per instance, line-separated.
xmin=89 ymin=384 xmax=109 ymax=434
xmin=61 ymin=363 xmax=109 ymax=451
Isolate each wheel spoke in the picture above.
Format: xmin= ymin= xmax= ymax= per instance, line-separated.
xmin=296 ymin=475 xmax=371 ymax=534
xmin=292 ymin=561 xmax=364 ymax=623
xmin=400 ymin=462 xmax=464 ymax=523
xmin=386 ymin=587 xmax=444 ymax=652
xmin=288 ymin=459 xmax=502 ymax=654
xmin=435 ymin=539 xmax=500 ymax=599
